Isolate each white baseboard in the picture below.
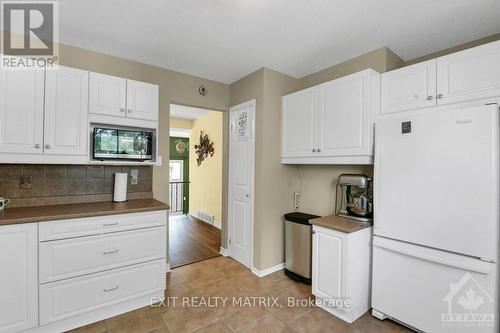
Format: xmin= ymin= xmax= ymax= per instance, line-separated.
xmin=220 ymin=247 xmax=228 ymax=257
xmin=251 ymin=262 xmax=285 ymax=278
xmin=165 ymin=262 xmax=171 ymax=273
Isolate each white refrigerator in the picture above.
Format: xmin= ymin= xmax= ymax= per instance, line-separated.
xmin=372 ymin=104 xmax=499 ymax=333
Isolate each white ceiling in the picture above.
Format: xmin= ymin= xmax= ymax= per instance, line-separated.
xmin=170 ymin=104 xmax=210 ymax=120
xmin=59 ymin=0 xmax=500 ymax=84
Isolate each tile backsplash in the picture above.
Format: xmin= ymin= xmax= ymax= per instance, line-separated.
xmin=0 ymin=164 xmax=153 ymax=206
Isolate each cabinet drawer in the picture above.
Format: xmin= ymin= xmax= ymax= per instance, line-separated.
xmin=39 ymin=210 xmax=167 ymax=241
xmin=40 ymin=226 xmax=166 ymax=283
xmin=39 ymin=260 xmax=165 ymax=325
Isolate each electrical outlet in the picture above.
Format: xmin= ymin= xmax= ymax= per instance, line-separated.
xmin=294 ymin=192 xmax=300 ymax=210
xmin=130 ymin=169 xmax=139 ymax=185
xmin=20 ymin=176 xmax=32 ymax=189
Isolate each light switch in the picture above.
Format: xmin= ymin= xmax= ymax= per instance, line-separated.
xmin=130 ymin=169 xmax=139 ymax=185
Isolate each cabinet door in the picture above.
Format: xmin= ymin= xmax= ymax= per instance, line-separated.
xmin=0 ymin=68 xmax=44 ymax=154
xmin=0 ymin=223 xmax=38 ymax=333
xmin=312 ymin=227 xmax=343 ymax=300
xmin=381 ymin=59 xmax=437 ymax=114
xmin=126 ymin=80 xmax=159 ymax=121
xmin=281 ymin=88 xmax=317 ymax=158
xmin=89 ymin=72 xmax=126 ymax=117
xmin=437 ymin=41 xmax=500 ymax=106
xmin=44 ymin=66 xmax=89 ymax=156
xmin=318 ymin=71 xmax=371 ymax=156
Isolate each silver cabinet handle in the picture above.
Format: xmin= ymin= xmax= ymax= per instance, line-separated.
xmin=312 ymin=149 xmax=316 ymax=152
xmin=103 ymin=286 xmax=119 ymax=293
xmin=103 ymin=249 xmax=119 ymax=255
xmin=127 ymin=109 xmax=132 ymax=113
xmin=120 ymin=108 xmax=125 ymax=113
xmin=426 ymin=96 xmax=433 ymax=100
xmin=102 ymin=222 xmax=119 ymax=227
xmin=44 ymin=144 xmax=51 ymax=149
xmin=34 ymin=144 xmax=41 ymax=148
xmin=317 ymin=148 xmax=321 ymax=152
xmin=437 ymin=94 xmax=444 ymax=99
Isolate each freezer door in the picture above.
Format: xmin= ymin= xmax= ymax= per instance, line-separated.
xmin=372 ymin=236 xmax=498 ymax=333
xmin=374 ymin=105 xmax=499 ymax=261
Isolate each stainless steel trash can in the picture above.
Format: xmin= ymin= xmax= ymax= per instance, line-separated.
xmin=284 ymin=212 xmax=320 ymax=285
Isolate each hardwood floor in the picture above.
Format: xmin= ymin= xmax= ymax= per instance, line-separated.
xmin=169 ymin=214 xmax=221 ymax=268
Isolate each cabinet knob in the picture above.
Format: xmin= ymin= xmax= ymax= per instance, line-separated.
xmin=437 ymin=94 xmax=444 ymax=99
xmin=127 ymin=109 xmax=132 ymax=113
xmin=312 ymin=148 xmax=316 ymax=153
xmin=120 ymin=108 xmax=125 ymax=113
xmin=45 ymin=144 xmax=51 ymax=149
xmin=317 ymin=148 xmax=321 ymax=152
xmin=34 ymin=144 xmax=41 ymax=149
xmin=426 ymin=95 xmax=434 ymax=100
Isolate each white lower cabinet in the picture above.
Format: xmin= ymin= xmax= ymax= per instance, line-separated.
xmin=0 ymin=223 xmax=38 ymax=333
xmin=0 ymin=210 xmax=167 ymax=333
xmin=312 ymin=225 xmax=372 ymax=323
xmin=39 ymin=260 xmax=165 ymax=325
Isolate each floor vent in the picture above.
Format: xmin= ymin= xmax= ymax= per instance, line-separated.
xmin=198 ymin=212 xmax=215 ymax=224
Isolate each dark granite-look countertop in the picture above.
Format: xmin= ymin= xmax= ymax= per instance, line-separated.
xmin=309 ymin=215 xmax=372 ymax=233
xmin=0 ymin=199 xmax=169 ymax=226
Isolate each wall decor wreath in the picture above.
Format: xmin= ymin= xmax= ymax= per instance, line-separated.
xmin=194 ymin=130 xmax=215 ymax=166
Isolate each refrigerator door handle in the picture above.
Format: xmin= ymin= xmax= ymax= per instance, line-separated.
xmin=373 ymin=237 xmax=492 ymax=275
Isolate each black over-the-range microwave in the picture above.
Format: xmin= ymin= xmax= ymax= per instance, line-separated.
xmin=93 ymin=127 xmax=154 ymax=161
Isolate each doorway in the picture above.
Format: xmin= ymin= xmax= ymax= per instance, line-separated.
xmin=227 ymin=100 xmax=256 ymax=268
xmin=168 ymin=104 xmax=223 ymax=268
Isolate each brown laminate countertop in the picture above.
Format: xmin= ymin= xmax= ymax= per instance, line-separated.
xmin=0 ymin=199 xmax=169 ymax=226
xmin=309 ymin=215 xmax=372 ymax=233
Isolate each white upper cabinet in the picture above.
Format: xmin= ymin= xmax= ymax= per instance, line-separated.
xmin=89 ymin=72 xmax=127 ymax=117
xmin=44 ymin=66 xmax=89 ymax=156
xmin=282 ymin=69 xmax=380 ymax=164
xmin=282 ymin=88 xmax=316 ymax=157
xmin=381 ymin=59 xmax=437 ymax=114
xmin=126 ymin=79 xmax=159 ymax=121
xmin=381 ymin=40 xmax=500 ymax=115
xmin=0 ymin=223 xmax=38 ymax=333
xmin=89 ymin=73 xmax=159 ymax=122
xmin=436 ymin=40 xmax=500 ymax=105
xmin=318 ymin=70 xmax=377 ymax=157
xmin=0 ymin=68 xmax=44 ymax=154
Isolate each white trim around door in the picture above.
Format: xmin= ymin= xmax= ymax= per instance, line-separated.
xmin=227 ymin=99 xmax=256 ymax=269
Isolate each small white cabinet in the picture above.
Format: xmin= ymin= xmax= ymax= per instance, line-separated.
xmin=281 ymin=87 xmax=316 ymax=157
xmin=89 ymin=72 xmax=127 ymax=117
xmin=44 ymin=66 xmax=89 ymax=156
xmin=381 ymin=40 xmax=500 ymax=114
xmin=89 ymin=73 xmax=159 ymax=121
xmin=312 ymin=225 xmax=372 ymax=323
xmin=0 ymin=223 xmax=38 ymax=333
xmin=282 ymin=69 xmax=380 ymax=164
xmin=0 ymin=68 xmax=44 ymax=154
xmin=381 ymin=59 xmax=437 ymax=114
xmin=437 ymin=40 xmax=500 ymax=106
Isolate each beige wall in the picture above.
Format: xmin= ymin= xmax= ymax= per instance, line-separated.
xmin=170 ymin=117 xmax=193 ymax=129
xmin=188 ymin=112 xmax=223 ymax=223
xmin=405 ymin=33 xmax=500 ymax=65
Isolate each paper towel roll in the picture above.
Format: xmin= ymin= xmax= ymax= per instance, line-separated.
xmin=113 ymin=173 xmax=128 ymax=202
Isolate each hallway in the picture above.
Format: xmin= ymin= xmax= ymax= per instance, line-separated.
xmin=169 ymin=214 xmax=221 ymax=268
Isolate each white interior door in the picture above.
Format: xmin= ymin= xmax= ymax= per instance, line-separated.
xmin=169 ymin=160 xmax=184 ymax=213
xmin=228 ymin=100 xmax=255 ymax=268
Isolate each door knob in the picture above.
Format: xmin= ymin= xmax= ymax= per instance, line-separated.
xmin=245 ymin=194 xmax=249 ymax=198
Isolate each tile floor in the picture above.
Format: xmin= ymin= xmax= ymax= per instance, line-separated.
xmin=68 ymin=256 xmax=414 ymax=333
